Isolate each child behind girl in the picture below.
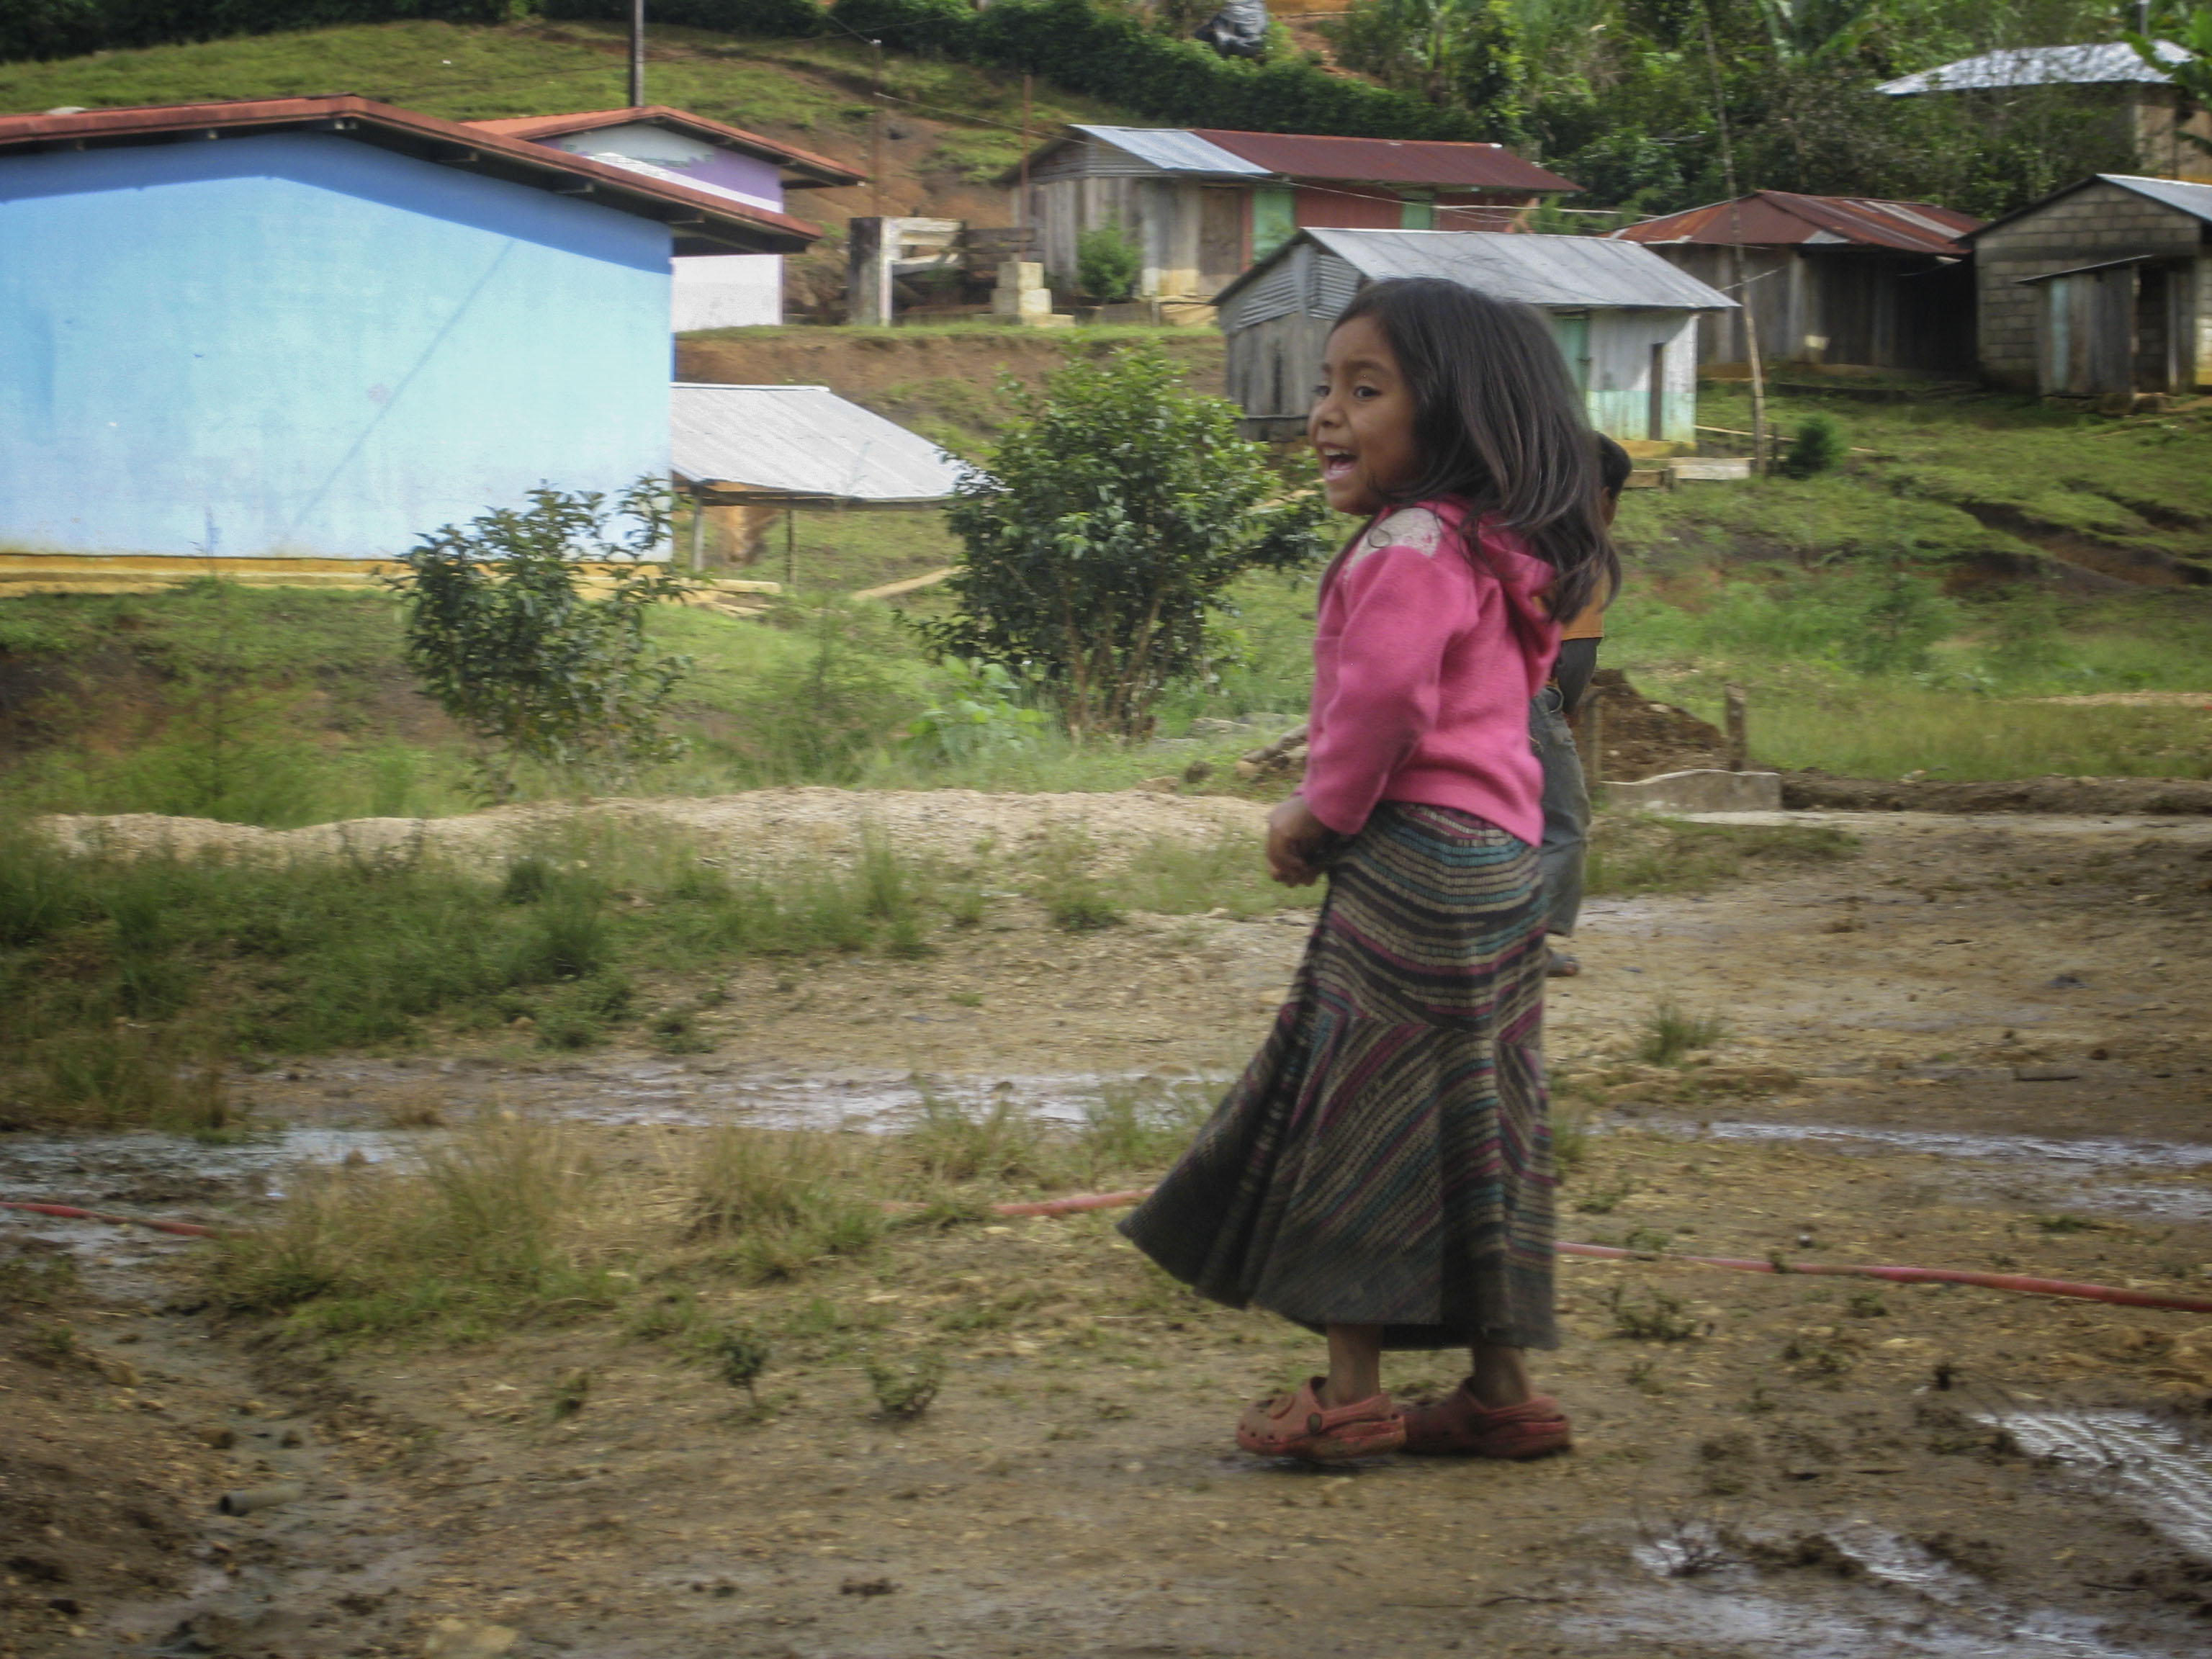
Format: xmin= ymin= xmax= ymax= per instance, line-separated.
xmin=1120 ymin=278 xmax=1618 ymax=1462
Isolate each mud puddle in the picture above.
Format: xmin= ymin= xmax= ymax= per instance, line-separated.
xmin=1987 ymin=1410 xmax=2212 ymax=1557
xmin=1636 ymin=1116 xmax=2212 ymax=1221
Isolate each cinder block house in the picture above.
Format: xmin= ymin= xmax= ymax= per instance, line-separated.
xmin=0 ymin=97 xmax=823 ymax=577
xmin=468 ymin=107 xmax=863 ymax=328
xmin=1002 ymin=125 xmax=1580 ymax=302
xmin=1612 ymin=192 xmax=1981 ymax=374
xmin=1214 ymin=229 xmax=1734 ymax=443
xmin=1964 ymin=174 xmax=2212 ymax=396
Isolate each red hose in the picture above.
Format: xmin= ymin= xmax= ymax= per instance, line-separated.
xmin=14 ymin=1187 xmax=2212 ymax=1314
xmin=985 ymin=1188 xmax=2212 ymax=1315
xmin=0 ymin=1199 xmax=224 ymax=1239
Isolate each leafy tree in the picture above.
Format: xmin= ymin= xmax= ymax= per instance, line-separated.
xmin=385 ymin=482 xmax=693 ymax=801
xmin=2125 ymin=1 xmax=2212 ymax=160
xmin=924 ymin=349 xmax=1328 ymax=739
xmin=1326 ymin=0 xmax=1527 ymax=129
xmin=1076 ymin=218 xmax=1145 ymax=302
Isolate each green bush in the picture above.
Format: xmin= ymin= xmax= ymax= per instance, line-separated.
xmin=927 ymin=346 xmax=1327 ymax=737
xmin=1780 ymin=413 xmax=1844 ymax=479
xmin=1076 ymin=219 xmax=1143 ymax=303
xmin=386 ymin=481 xmax=694 ymax=801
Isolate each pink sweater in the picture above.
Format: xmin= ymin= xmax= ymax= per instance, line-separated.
xmin=1300 ymin=498 xmax=1561 ymax=847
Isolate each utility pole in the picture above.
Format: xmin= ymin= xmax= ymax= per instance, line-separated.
xmin=1018 ymin=71 xmax=1033 ymax=256
xmin=629 ymin=0 xmax=646 ymax=108
xmin=871 ymin=37 xmax=885 ymax=218
xmin=1697 ymin=0 xmax=1766 ymax=475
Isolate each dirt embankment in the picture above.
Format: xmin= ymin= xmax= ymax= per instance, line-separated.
xmin=675 ymin=331 xmax=1226 ymax=450
xmin=1782 ymin=771 xmax=2212 ymax=815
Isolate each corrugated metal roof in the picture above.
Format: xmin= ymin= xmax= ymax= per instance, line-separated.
xmin=1879 ymin=40 xmax=2187 ymax=94
xmin=670 ymin=385 xmax=966 ymax=505
xmin=2102 ymin=172 xmax=2212 ymax=224
xmin=1615 ymin=190 xmax=1978 ymax=255
xmin=1073 ymin=125 xmax=1269 ymax=177
xmin=1192 ymin=129 xmax=1581 ymax=193
xmin=0 ymin=97 xmax=823 ymax=254
xmin=1964 ymin=171 xmax=2212 ymax=239
xmin=1215 ymin=229 xmax=1735 ymax=315
xmin=467 ymin=107 xmax=861 ymax=187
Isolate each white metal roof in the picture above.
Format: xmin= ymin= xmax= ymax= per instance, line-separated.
xmin=1218 ymin=229 xmax=1736 ymax=313
xmin=2101 ymin=172 xmax=2212 ymax=225
xmin=1878 ymin=40 xmax=2187 ymax=94
xmin=1071 ymin=124 xmax=1271 ymax=177
xmin=670 ymin=384 xmax=966 ymax=505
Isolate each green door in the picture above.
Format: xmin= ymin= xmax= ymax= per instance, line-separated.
xmin=1252 ymin=186 xmax=1296 ymax=261
xmin=1399 ymin=192 xmax=1434 ymax=230
xmin=1551 ymin=311 xmax=1591 ymax=395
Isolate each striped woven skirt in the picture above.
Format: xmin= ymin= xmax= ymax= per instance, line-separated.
xmin=1120 ymin=801 xmax=1557 ymax=1351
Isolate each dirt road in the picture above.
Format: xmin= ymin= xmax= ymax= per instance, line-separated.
xmin=5 ymin=806 xmax=2212 ymax=1658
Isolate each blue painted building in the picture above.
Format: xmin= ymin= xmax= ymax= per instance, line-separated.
xmin=0 ymin=98 xmax=824 ymax=568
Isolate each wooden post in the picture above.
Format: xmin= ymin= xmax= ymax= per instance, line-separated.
xmin=1584 ymin=696 xmax=1605 ymax=805
xmin=1018 ymin=71 xmax=1032 ymax=258
xmin=1697 ymin=0 xmax=1766 ymax=475
xmin=689 ymin=487 xmax=706 ymax=573
xmin=629 ymin=0 xmax=646 ymax=109
xmin=1725 ymin=684 xmax=1748 ymax=772
xmin=784 ymin=508 xmax=796 ymax=592
xmin=870 ymin=37 xmax=885 ymax=220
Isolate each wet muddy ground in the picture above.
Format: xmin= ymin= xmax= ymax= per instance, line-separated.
xmin=5 ymin=806 xmax=2212 ymax=1658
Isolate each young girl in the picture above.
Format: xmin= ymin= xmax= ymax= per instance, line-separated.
xmin=1120 ymin=278 xmax=1617 ymax=1462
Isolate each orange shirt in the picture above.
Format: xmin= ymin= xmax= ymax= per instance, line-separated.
xmin=1560 ymin=601 xmax=1606 ymax=642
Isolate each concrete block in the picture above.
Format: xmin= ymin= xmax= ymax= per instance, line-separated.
xmin=1605 ymin=769 xmax=1783 ymax=814
xmin=1670 ymin=457 xmax=1752 ymax=482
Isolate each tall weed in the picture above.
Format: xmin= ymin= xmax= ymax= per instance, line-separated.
xmin=206 ymin=1115 xmax=610 ymax=1340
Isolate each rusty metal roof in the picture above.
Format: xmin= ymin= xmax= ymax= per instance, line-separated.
xmin=671 ymin=385 xmax=966 ymax=506
xmin=1614 ymin=191 xmax=1979 ymax=256
xmin=0 ymin=96 xmax=824 ymax=254
xmin=1879 ymin=40 xmax=2188 ymax=94
xmin=1190 ymin=128 xmax=1579 ymax=193
xmin=467 ymin=107 xmax=861 ymax=189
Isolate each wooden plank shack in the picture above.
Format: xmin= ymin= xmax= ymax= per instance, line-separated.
xmin=1215 ymin=230 xmax=1734 ymax=446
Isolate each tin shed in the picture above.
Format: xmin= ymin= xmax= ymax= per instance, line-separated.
xmin=1002 ymin=127 xmax=1579 ymax=304
xmin=1964 ymin=174 xmax=2212 ymax=395
xmin=1612 ymin=192 xmax=1980 ymax=373
xmin=1214 ymin=230 xmax=1734 ymax=443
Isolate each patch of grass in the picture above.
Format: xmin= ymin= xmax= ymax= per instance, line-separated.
xmin=1636 ymin=1001 xmax=1729 ymax=1067
xmin=687 ymin=1127 xmax=886 ymax=1283
xmin=1111 ymin=833 xmax=1293 ymax=917
xmin=1078 ymin=1078 xmax=1213 ymax=1178
xmin=866 ymin=1350 xmax=945 ymax=1420
xmin=1609 ymin=1284 xmax=1700 ymax=1342
xmin=907 ymin=1093 xmax=1053 ymax=1185
xmin=204 ymin=1115 xmax=613 ymax=1344
xmin=1030 ymin=831 xmax=1127 ymax=933
xmin=1551 ymin=1107 xmax=1590 ymax=1179
xmin=0 ymin=823 xmax=983 ymax=1125
xmin=1586 ymin=814 xmax=1858 ymax=899
xmin=0 ymin=1249 xmax=78 ymax=1310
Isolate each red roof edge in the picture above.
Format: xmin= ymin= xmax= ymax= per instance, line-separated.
xmin=465 ymin=106 xmax=863 ymax=188
xmin=1188 ymin=127 xmax=1581 ymax=194
xmin=0 ymin=96 xmax=824 ymax=250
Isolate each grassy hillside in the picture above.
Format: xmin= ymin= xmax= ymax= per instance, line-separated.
xmin=0 ymin=19 xmax=1122 ymax=222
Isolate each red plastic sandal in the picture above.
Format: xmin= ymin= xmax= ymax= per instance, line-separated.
xmin=1236 ymin=1377 xmax=1406 ymax=1462
xmin=1400 ymin=1385 xmax=1572 ymax=1459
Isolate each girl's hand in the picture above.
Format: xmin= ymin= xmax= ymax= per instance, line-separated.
xmin=1267 ymin=796 xmax=1335 ymax=888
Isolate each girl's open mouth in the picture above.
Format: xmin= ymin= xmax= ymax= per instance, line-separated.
xmin=1318 ymin=447 xmax=1357 ymax=482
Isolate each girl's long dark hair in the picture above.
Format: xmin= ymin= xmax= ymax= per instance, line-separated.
xmin=1335 ymin=278 xmax=1620 ymax=623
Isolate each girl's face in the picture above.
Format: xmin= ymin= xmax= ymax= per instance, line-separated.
xmin=1310 ymin=314 xmax=1422 ymax=518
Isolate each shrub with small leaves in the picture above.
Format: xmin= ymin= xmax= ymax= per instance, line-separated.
xmin=1780 ymin=413 xmax=1844 ymax=479
xmin=866 ymin=1350 xmax=945 ymax=1419
xmin=706 ymin=1326 xmax=773 ymax=1401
